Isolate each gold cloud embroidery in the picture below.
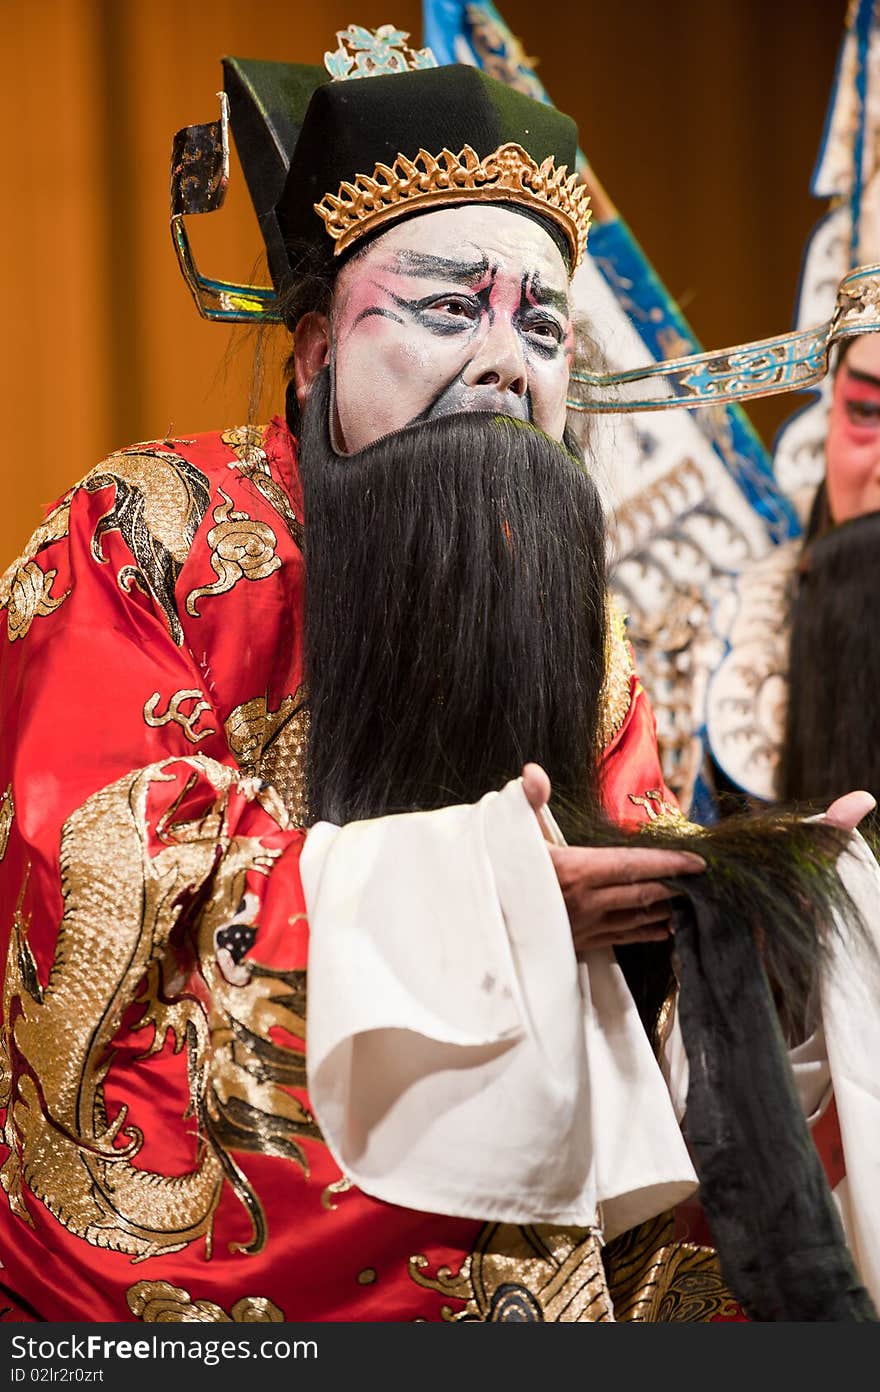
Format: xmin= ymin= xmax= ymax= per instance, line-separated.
xmin=127 ymin=1280 xmax=283 ymax=1323
xmin=144 ymin=690 xmax=216 ymax=745
xmin=186 ymin=490 xmax=281 ymax=617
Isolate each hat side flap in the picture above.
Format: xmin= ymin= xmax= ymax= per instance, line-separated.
xmin=222 ymin=56 xmax=327 ymax=285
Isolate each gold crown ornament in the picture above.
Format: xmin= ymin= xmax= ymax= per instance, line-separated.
xmin=313 ymin=141 xmax=592 ymax=268
xmin=322 ymin=22 xmax=438 ymax=79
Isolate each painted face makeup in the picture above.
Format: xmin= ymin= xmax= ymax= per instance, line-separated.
xmin=826 ymin=331 xmax=880 ymax=522
xmin=328 ymin=204 xmax=573 ymax=453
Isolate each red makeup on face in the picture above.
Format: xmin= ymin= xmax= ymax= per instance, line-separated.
xmin=825 ymin=333 xmax=880 ymax=522
xmin=839 ymin=372 xmax=880 ymax=424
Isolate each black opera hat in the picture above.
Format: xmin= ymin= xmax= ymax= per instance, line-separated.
xmin=169 ymin=25 xmax=880 ymax=423
xmin=220 ymin=55 xmax=327 ymax=293
xmin=221 ymin=24 xmax=590 ymax=290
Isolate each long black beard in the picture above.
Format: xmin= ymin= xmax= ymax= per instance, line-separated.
xmin=297 ymin=368 xmax=607 ymax=828
xmin=295 ymin=372 xmax=878 ymax=1322
xmin=779 ymin=509 xmax=880 ymax=832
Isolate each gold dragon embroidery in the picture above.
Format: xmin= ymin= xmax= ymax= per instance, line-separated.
xmin=84 ymin=449 xmax=212 ymax=646
xmin=0 ymin=756 xmax=320 ymax=1261
xmin=408 ymin=1211 xmax=739 ymax=1322
xmin=225 ymin=687 xmax=310 ymax=826
xmin=221 ymin=426 xmax=304 ymax=552
xmin=409 ymin=1222 xmax=614 ymax=1321
xmin=0 ymin=497 xmax=72 ymax=597
xmin=0 ymin=787 xmax=13 ymax=862
xmin=599 ymin=595 xmax=634 ymax=750
xmin=3 ymin=562 xmax=69 ymax=643
xmin=0 ymin=495 xmax=73 ymax=643
xmin=603 ymin=1211 xmax=741 ymax=1321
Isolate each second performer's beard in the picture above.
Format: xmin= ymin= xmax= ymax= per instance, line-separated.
xmin=779 ymin=508 xmax=880 ymax=821
xmin=297 ymin=367 xmax=608 ymax=827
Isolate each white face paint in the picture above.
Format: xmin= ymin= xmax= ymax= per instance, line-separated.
xmin=328 ymin=204 xmax=574 ymax=453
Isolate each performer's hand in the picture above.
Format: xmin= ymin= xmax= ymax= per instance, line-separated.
xmin=521 ymin=763 xmax=706 ymax=952
xmin=821 ymin=789 xmax=876 ymax=830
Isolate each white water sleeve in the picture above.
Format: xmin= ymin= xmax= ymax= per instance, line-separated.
xmin=300 ymin=776 xmax=697 ymax=1231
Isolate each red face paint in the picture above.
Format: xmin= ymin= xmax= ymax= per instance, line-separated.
xmin=826 ymin=350 xmax=880 ymax=521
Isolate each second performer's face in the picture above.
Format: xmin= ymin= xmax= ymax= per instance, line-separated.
xmin=826 ymin=331 xmax=880 ymax=522
xmin=326 ymin=204 xmax=574 ymax=453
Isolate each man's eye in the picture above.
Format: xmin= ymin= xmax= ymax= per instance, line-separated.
xmin=524 ymin=317 xmax=563 ymax=344
xmin=846 ymin=400 xmax=880 ymax=424
xmin=429 ymin=296 xmax=477 ymax=319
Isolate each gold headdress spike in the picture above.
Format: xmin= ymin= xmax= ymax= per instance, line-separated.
xmin=314 ymin=142 xmax=592 ymax=268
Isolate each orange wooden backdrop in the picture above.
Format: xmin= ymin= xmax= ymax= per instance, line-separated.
xmin=0 ymin=0 xmax=847 ymax=569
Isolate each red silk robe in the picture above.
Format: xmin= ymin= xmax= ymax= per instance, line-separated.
xmin=0 ymin=418 xmax=739 ymax=1323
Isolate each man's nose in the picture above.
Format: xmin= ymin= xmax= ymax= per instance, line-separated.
xmin=461 ymin=320 xmax=528 ymax=397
